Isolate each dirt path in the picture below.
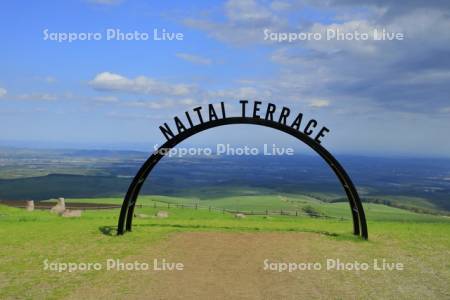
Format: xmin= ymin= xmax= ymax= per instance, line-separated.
xmin=142 ymin=232 xmax=328 ymax=299
xmin=67 ymin=231 xmax=448 ymax=299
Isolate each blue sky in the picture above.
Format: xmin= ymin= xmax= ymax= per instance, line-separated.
xmin=1 ymin=0 xmax=449 ymax=157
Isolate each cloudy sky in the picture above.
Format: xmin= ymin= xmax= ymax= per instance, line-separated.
xmin=1 ymin=0 xmax=449 ymax=156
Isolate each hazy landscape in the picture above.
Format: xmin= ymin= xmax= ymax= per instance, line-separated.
xmin=1 ymin=147 xmax=449 ymax=215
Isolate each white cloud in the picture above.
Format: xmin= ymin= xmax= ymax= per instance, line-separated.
xmin=391 ymin=70 xmax=450 ymax=85
xmin=178 ymin=98 xmax=198 ymax=105
xmin=0 ymin=88 xmax=7 ymax=98
xmin=93 ymin=95 xmax=119 ymax=103
xmin=209 ymin=86 xmax=271 ymax=100
xmin=184 ymin=0 xmax=286 ymax=45
xmin=309 ymin=99 xmax=330 ymax=108
xmin=124 ymin=98 xmax=200 ymax=110
xmin=439 ymin=107 xmax=450 ymax=114
xmin=182 ymin=0 xmax=450 ymax=114
xmin=271 ymin=1 xmax=292 ymax=11
xmin=225 ymin=0 xmax=276 ymax=25
xmin=125 ymin=100 xmax=173 ymax=110
xmin=308 ymin=20 xmax=378 ymax=55
xmin=17 ymin=93 xmax=57 ymax=101
xmin=267 ymin=6 xmax=450 ymax=114
xmin=89 ymin=72 xmax=195 ymax=96
xmin=176 ymin=53 xmax=212 ymax=65
xmin=32 ymin=76 xmax=57 ymax=84
xmin=43 ymin=76 xmax=57 ymax=84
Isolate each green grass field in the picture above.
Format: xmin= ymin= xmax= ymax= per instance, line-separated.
xmin=1 ymin=196 xmax=450 ymax=299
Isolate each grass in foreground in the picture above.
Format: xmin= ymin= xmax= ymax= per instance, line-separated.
xmin=0 ymin=198 xmax=449 ymax=299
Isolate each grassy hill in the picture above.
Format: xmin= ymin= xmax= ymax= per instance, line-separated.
xmin=60 ymin=194 xmax=447 ymax=222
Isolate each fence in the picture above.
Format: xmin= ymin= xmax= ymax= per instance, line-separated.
xmin=145 ymin=199 xmax=345 ymax=220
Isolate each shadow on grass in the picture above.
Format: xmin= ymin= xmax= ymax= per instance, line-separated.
xmin=99 ymin=226 xmax=116 ymax=236
xmin=131 ymin=223 xmax=352 ymax=239
xmin=99 ymin=223 xmax=365 ymax=242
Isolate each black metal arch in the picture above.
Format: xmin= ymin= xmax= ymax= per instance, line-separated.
xmin=117 ymin=117 xmax=368 ymax=239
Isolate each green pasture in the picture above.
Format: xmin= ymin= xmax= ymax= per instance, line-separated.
xmin=1 ymin=197 xmax=449 ymax=299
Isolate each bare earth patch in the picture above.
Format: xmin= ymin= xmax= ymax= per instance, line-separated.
xmin=67 ymin=231 xmax=449 ymax=300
